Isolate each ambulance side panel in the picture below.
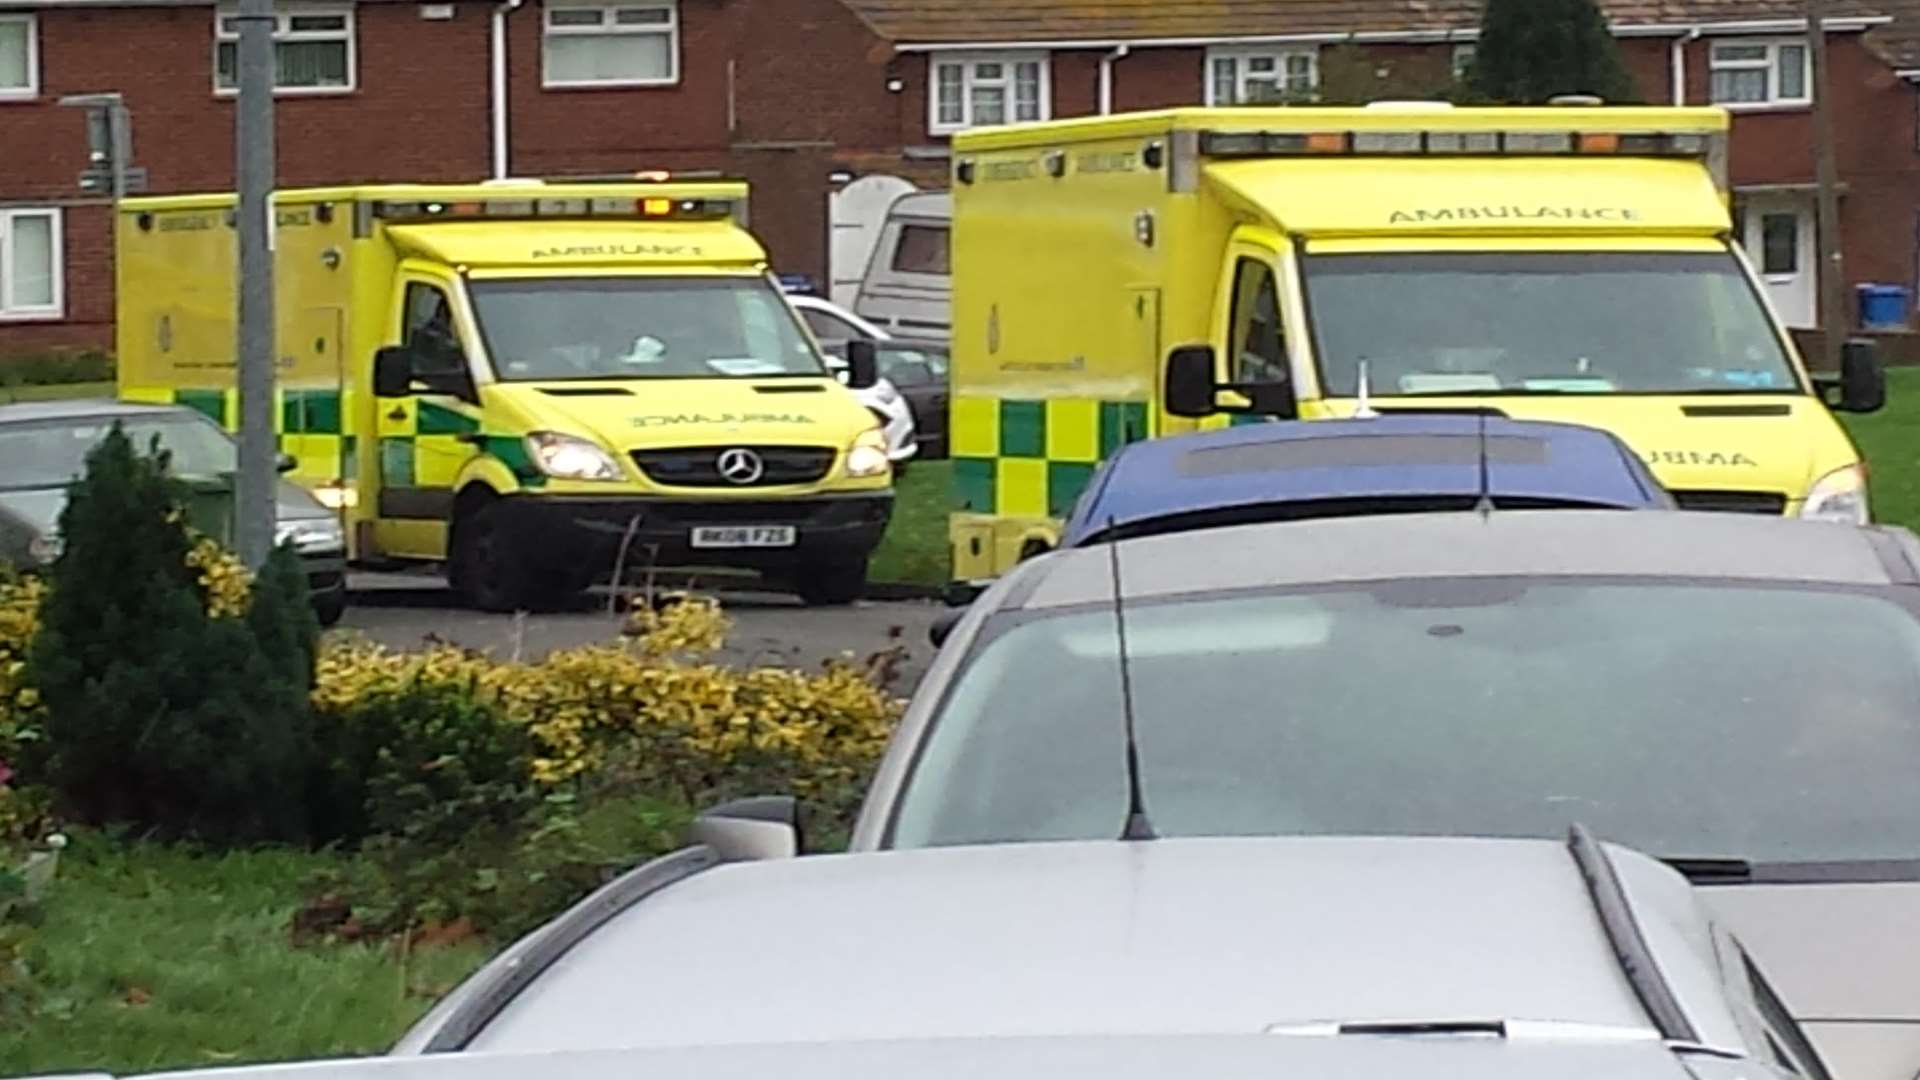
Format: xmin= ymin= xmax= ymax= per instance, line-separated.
xmin=948 ymin=127 xmax=1237 ymax=577
xmin=116 ymin=194 xmax=358 ymax=493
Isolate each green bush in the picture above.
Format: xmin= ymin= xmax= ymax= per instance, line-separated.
xmin=0 ymin=351 xmax=114 ymax=388
xmin=29 ymin=425 xmax=316 ymax=844
xmin=307 ymin=680 xmax=533 ymax=846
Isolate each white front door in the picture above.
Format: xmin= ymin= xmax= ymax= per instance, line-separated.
xmin=1740 ymin=194 xmax=1817 ymax=329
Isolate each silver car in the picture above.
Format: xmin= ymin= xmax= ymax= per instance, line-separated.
xmin=0 ymin=400 xmax=349 ymax=625
xmin=853 ymin=509 xmax=1920 ymax=1080
xmin=388 ymin=822 xmax=1826 ymax=1080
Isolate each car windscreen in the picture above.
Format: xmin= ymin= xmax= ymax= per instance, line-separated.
xmin=1302 ymin=251 xmax=1801 ymax=397
xmin=0 ymin=415 xmax=237 ymax=491
xmin=469 ymin=276 xmax=829 ymax=382
xmin=888 ymin=578 xmax=1920 ymax=868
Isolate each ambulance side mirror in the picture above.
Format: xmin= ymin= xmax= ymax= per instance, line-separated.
xmin=1165 ymin=345 xmax=1219 ymax=418
xmin=844 ymin=339 xmax=880 ymax=391
xmin=374 ymin=346 xmax=414 ymax=398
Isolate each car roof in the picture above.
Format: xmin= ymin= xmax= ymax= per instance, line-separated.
xmin=0 ymin=399 xmax=187 ymax=425
xmin=134 ymin=1035 xmax=1709 ymax=1080
xmin=459 ymin=835 xmax=1742 ymax=1054
xmin=1061 ymin=418 xmax=1665 ymax=544
xmin=82 ymin=1034 xmax=1705 ymax=1080
xmin=1024 ymin=509 xmax=1918 ymax=610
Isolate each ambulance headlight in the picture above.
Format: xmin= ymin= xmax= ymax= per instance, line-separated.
xmin=845 ymin=427 xmax=891 ymax=478
xmin=1801 ymin=464 xmax=1870 ymax=525
xmin=527 ymin=431 xmax=622 ymax=481
xmin=275 ymin=517 xmax=345 ymax=554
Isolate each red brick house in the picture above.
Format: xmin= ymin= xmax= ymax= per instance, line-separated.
xmin=1 ymin=0 xmax=1917 ymax=360
xmin=844 ymin=0 xmax=1920 ymax=336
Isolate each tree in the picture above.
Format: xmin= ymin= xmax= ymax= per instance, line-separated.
xmin=29 ymin=425 xmax=314 ymax=843
xmin=1315 ymin=43 xmax=1464 ymax=105
xmin=1470 ymin=0 xmax=1638 ymax=104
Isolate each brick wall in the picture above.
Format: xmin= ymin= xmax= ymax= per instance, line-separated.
xmin=5 ymin=4 xmax=1919 ymax=363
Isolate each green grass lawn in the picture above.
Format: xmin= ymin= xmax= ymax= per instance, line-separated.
xmin=3 ymin=835 xmax=488 ymax=1075
xmin=869 ymin=459 xmax=949 ymax=588
xmin=1840 ymin=367 xmax=1920 ymax=532
xmin=0 ymin=381 xmax=117 ymax=404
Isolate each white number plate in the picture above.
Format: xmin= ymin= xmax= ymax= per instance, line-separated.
xmin=690 ymin=525 xmax=798 ymax=549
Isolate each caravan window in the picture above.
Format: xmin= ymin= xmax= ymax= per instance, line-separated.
xmin=892 ymin=225 xmax=950 ymax=276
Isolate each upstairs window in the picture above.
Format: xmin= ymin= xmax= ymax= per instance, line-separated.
xmin=1208 ymin=47 xmax=1318 ymax=105
xmin=0 ymin=14 xmax=37 ymax=100
xmin=542 ymin=1 xmax=679 ymax=87
xmin=214 ymin=6 xmax=355 ymax=93
xmin=931 ymin=54 xmax=1048 ymax=134
xmin=1709 ymin=38 xmax=1809 ymax=106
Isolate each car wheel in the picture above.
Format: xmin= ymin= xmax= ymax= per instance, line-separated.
xmin=451 ymin=499 xmax=535 ymax=613
xmin=311 ymin=589 xmax=347 ymax=628
xmin=795 ymin=558 xmax=868 ymax=607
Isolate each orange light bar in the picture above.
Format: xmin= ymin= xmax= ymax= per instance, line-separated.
xmin=1578 ymin=132 xmax=1621 ymax=153
xmin=1305 ymin=132 xmax=1349 ymax=153
xmin=641 ymin=198 xmax=673 ymax=216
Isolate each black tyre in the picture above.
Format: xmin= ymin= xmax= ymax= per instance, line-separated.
xmin=795 ymin=558 xmax=869 ymax=607
xmin=451 ymin=499 xmax=536 ymax=613
xmin=311 ymin=588 xmax=347 ymax=628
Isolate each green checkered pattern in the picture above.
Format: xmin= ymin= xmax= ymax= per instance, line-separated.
xmin=950 ymin=397 xmax=1151 ymax=521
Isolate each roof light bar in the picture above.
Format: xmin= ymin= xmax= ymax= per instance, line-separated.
xmin=1351 ymin=131 xmax=1423 ymax=154
xmin=370 ymin=197 xmax=739 ymax=224
xmin=1198 ymin=128 xmax=1716 ymax=160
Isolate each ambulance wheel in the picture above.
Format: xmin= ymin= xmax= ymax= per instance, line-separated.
xmin=451 ymin=499 xmax=536 ymax=613
xmin=795 ymin=558 xmax=868 ymax=607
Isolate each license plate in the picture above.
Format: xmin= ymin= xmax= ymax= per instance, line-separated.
xmin=690 ymin=525 xmax=798 ymax=549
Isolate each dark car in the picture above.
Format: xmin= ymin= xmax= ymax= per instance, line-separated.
xmin=871 ymin=338 xmax=948 ymax=460
xmin=1058 ymin=414 xmax=1673 ymax=547
xmin=0 ymin=400 xmax=349 ymax=625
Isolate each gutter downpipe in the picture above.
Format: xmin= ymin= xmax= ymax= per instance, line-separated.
xmin=1099 ymin=44 xmax=1131 ymax=114
xmin=491 ymin=0 xmax=525 ymax=179
xmin=1671 ymin=27 xmax=1703 ymax=105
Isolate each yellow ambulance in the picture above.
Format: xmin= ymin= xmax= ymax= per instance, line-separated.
xmin=946 ymin=105 xmax=1886 ymax=581
xmin=115 ymin=180 xmax=894 ymax=610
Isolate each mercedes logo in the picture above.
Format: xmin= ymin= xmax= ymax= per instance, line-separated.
xmin=716 ymin=447 xmax=765 ymax=485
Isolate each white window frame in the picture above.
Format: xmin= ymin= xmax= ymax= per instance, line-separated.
xmin=213 ymin=5 xmax=357 ymax=96
xmin=0 ymin=13 xmax=39 ymax=101
xmin=1708 ymin=37 xmax=1811 ymax=109
xmin=928 ymin=52 xmax=1051 ymax=135
xmin=0 ymin=208 xmax=65 ymax=322
xmin=1205 ymin=46 xmax=1320 ymax=106
xmin=1451 ymin=43 xmax=1477 ymax=82
xmin=541 ymin=1 xmax=680 ymax=89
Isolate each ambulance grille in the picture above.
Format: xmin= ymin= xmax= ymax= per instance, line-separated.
xmin=631 ymin=446 xmax=836 ymax=487
xmin=1671 ymin=490 xmax=1789 ymax=515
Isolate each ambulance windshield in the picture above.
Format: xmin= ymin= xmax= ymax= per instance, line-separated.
xmin=469 ymin=276 xmax=830 ymax=382
xmin=1302 ymin=250 xmax=1800 ymax=397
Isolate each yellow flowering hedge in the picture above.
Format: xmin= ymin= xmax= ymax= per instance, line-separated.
xmin=313 ymin=594 xmax=905 ymax=823
xmin=0 ymin=575 xmax=47 ymax=842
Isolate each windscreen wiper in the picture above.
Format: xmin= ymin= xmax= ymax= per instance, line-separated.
xmin=1661 ymin=856 xmax=1753 ymax=882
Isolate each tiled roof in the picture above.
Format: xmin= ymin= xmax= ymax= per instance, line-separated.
xmin=1865 ymin=0 xmax=1920 ymax=66
xmin=843 ymin=0 xmax=1892 ymax=44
